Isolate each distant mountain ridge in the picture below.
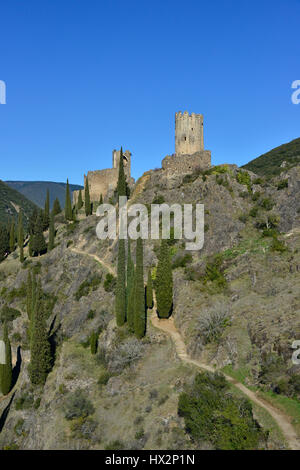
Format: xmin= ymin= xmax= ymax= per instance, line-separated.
xmin=5 ymin=181 xmax=83 ymax=209
xmin=242 ymin=137 xmax=300 ymax=178
xmin=0 ymin=180 xmax=38 ymax=226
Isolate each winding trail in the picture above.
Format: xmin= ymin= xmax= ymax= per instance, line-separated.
xmin=70 ymin=246 xmax=300 ymax=450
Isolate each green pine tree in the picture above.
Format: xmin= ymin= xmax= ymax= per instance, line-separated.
xmin=65 ymin=179 xmax=72 ymax=221
xmin=48 ymin=211 xmax=55 ymax=251
xmin=43 ymin=189 xmax=50 ymax=230
xmin=32 ymin=211 xmax=47 ymax=256
xmin=29 ymin=281 xmax=52 ymax=385
xmin=115 ymin=239 xmax=126 ymax=326
xmin=18 ymin=211 xmax=24 ymax=263
xmin=26 ymin=270 xmax=33 ymax=320
xmin=117 ymin=147 xmax=126 ymax=197
xmin=90 ymin=331 xmax=98 ymax=355
xmin=146 ymin=269 xmax=153 ymax=309
xmin=85 ymin=177 xmax=92 ymax=216
xmin=28 ymin=233 xmax=33 ymax=257
xmin=77 ymin=189 xmax=83 ymax=210
xmin=0 ymin=322 xmax=12 ymax=395
xmin=52 ymin=197 xmax=61 ymax=215
xmin=134 ymin=238 xmax=146 ymax=338
xmin=126 ymin=240 xmax=135 ymax=331
xmin=0 ymin=224 xmax=9 ymax=262
xmin=9 ymin=220 xmax=15 ymax=253
xmin=155 ymin=239 xmax=173 ymax=318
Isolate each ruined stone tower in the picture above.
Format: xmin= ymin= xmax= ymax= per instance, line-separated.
xmin=161 ymin=111 xmax=211 ymax=176
xmin=175 ymin=111 xmax=204 ymax=155
xmin=112 ymin=149 xmax=131 ymax=179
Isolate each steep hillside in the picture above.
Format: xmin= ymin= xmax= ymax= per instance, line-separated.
xmin=5 ymin=181 xmax=83 ymax=209
xmin=0 ymin=162 xmax=299 ymax=450
xmin=0 ymin=180 xmax=38 ymax=226
xmin=243 ymin=138 xmax=300 ymax=178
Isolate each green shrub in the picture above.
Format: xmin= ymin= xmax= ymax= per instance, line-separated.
xmin=97 ymin=371 xmax=111 ymax=386
xmin=277 ymin=179 xmax=288 ymax=190
xmin=271 ymin=236 xmax=286 ymax=253
xmin=152 ymin=194 xmax=165 ymax=204
xmin=172 ymin=252 xmax=193 ymax=270
xmin=0 ymin=305 xmax=21 ymax=323
xmin=103 ymin=273 xmax=116 ymax=292
xmin=64 ymin=389 xmax=95 ymax=420
xmin=178 ymin=372 xmax=266 ymax=450
xmin=249 ymin=206 xmax=259 ymax=218
xmin=236 ymin=171 xmax=251 ymax=191
xmin=67 ymin=240 xmax=73 ymax=247
xmin=74 ymin=274 xmax=102 ymax=300
xmin=87 ymin=309 xmax=96 ymax=320
xmin=204 ymin=254 xmax=227 ymax=290
xmin=259 ymin=197 xmax=274 ymax=211
xmin=15 ymin=392 xmax=34 ymax=410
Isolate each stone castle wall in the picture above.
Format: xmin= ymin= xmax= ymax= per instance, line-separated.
xmin=175 ymin=111 xmax=204 ymax=155
xmin=161 ymin=151 xmax=211 ymax=176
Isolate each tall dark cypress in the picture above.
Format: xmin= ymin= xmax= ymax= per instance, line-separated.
xmin=29 ymin=280 xmax=51 ymax=385
xmin=32 ymin=211 xmax=47 ymax=256
xmin=18 ymin=211 xmax=24 ymax=263
xmin=77 ymin=189 xmax=83 ymax=210
xmin=134 ymin=238 xmax=146 ymax=338
xmin=26 ymin=270 xmax=33 ymax=320
xmin=0 ymin=224 xmax=9 ymax=262
xmin=52 ymin=197 xmax=61 ymax=215
xmin=85 ymin=177 xmax=92 ymax=216
xmin=117 ymin=147 xmax=126 ymax=197
xmin=48 ymin=211 xmax=55 ymax=251
xmin=99 ymin=193 xmax=103 ymax=205
xmin=0 ymin=322 xmax=12 ymax=395
xmin=126 ymin=240 xmax=135 ymax=331
xmin=146 ymin=269 xmax=153 ymax=309
xmin=9 ymin=220 xmax=15 ymax=253
xmin=43 ymin=189 xmax=50 ymax=230
xmin=155 ymin=239 xmax=173 ymax=318
xmin=115 ymin=239 xmax=126 ymax=326
xmin=65 ymin=179 xmax=72 ymax=221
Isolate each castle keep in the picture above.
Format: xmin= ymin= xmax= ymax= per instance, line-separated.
xmin=73 ymin=111 xmax=211 ymax=205
xmin=162 ymin=111 xmax=211 ymax=175
xmin=73 ymin=149 xmax=133 ymax=204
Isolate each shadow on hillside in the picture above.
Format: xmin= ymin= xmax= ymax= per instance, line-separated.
xmin=12 ymin=346 xmax=22 ymax=389
xmin=0 ymin=392 xmax=15 ymax=434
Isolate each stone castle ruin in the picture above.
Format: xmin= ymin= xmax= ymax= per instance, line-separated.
xmin=73 ymin=111 xmax=211 ymax=205
xmin=162 ymin=111 xmax=211 ymax=176
xmin=73 ymin=149 xmax=134 ymax=204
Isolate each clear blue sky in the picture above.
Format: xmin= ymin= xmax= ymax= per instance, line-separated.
xmin=0 ymin=0 xmax=299 ymax=184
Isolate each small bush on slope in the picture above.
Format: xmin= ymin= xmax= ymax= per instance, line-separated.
xmin=178 ymin=372 xmax=267 ymax=450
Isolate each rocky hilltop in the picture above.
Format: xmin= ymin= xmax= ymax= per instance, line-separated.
xmin=0 ymin=159 xmax=299 ymax=450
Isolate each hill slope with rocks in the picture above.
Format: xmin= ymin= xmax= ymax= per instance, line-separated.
xmin=243 ymin=137 xmax=300 ymax=178
xmin=0 ymin=158 xmax=299 ymax=450
xmin=5 ymin=181 xmax=83 ymax=209
xmin=0 ymin=180 xmax=38 ymax=226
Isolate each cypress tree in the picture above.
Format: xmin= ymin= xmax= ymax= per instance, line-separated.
xmin=146 ymin=269 xmax=153 ymax=309
xmin=0 ymin=224 xmax=9 ymax=262
xmin=117 ymin=147 xmax=126 ymax=197
xmin=77 ymin=189 xmax=83 ymax=210
xmin=43 ymin=189 xmax=50 ymax=230
xmin=126 ymin=240 xmax=135 ymax=331
xmin=134 ymin=238 xmax=146 ymax=338
xmin=115 ymin=239 xmax=126 ymax=326
xmin=28 ymin=233 xmax=33 ymax=257
xmin=48 ymin=211 xmax=55 ymax=251
xmin=155 ymin=239 xmax=173 ymax=318
xmin=18 ymin=211 xmax=24 ymax=263
xmin=52 ymin=197 xmax=61 ymax=215
xmin=26 ymin=270 xmax=33 ymax=320
xmin=65 ymin=179 xmax=72 ymax=221
xmin=32 ymin=211 xmax=47 ymax=256
xmin=99 ymin=193 xmax=103 ymax=205
xmin=85 ymin=177 xmax=92 ymax=216
xmin=9 ymin=220 xmax=15 ymax=253
xmin=0 ymin=322 xmax=12 ymax=395
xmin=29 ymin=281 xmax=51 ymax=385
xmin=90 ymin=331 xmax=98 ymax=355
